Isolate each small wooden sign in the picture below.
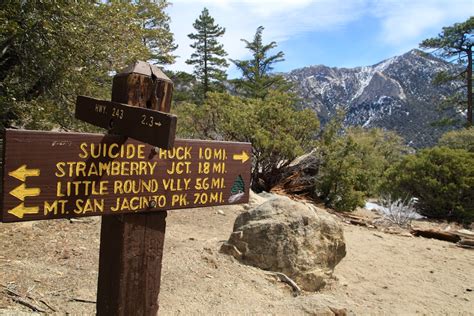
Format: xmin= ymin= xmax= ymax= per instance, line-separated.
xmin=1 ymin=129 xmax=251 ymax=222
xmin=75 ymin=96 xmax=177 ymax=149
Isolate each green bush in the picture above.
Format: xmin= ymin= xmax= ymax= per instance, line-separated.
xmin=173 ymin=91 xmax=319 ymax=191
xmin=438 ymin=128 xmax=474 ymax=152
xmin=315 ymin=135 xmax=366 ymax=211
xmin=315 ymin=115 xmax=407 ymax=212
xmin=385 ymin=147 xmax=474 ymax=222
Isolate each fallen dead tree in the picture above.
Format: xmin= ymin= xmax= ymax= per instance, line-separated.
xmin=410 ymin=228 xmax=461 ymax=243
xmin=271 ymin=149 xmax=321 ymax=197
xmin=457 ymin=239 xmax=474 ymax=249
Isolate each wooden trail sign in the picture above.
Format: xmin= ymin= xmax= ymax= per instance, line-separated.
xmin=1 ymin=129 xmax=251 ymax=222
xmin=75 ymin=96 xmax=177 ymax=149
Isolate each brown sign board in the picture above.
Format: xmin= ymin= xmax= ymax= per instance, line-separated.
xmin=75 ymin=96 xmax=177 ymax=149
xmin=1 ymin=129 xmax=251 ymax=222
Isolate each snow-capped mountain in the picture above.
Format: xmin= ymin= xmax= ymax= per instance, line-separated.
xmin=286 ymin=49 xmax=464 ymax=147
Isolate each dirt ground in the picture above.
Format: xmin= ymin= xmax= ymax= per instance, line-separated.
xmin=0 ymin=195 xmax=473 ymax=315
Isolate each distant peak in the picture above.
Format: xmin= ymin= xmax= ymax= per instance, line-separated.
xmin=401 ymin=48 xmax=431 ymax=58
xmin=289 ymin=48 xmax=447 ymax=74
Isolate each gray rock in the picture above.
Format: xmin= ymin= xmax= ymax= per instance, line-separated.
xmin=220 ymin=243 xmax=242 ymax=259
xmin=222 ymin=195 xmax=346 ymax=291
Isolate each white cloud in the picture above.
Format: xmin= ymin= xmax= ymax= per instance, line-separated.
xmin=167 ymin=0 xmax=367 ymax=72
xmin=371 ymin=0 xmax=473 ymax=46
xmin=166 ymin=0 xmax=473 ymax=73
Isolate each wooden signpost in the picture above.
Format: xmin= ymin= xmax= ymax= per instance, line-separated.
xmin=75 ymin=96 xmax=177 ymax=149
xmin=0 ymin=61 xmax=252 ymax=315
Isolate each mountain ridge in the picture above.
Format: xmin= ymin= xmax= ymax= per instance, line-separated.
xmin=286 ymin=49 xmax=463 ymax=147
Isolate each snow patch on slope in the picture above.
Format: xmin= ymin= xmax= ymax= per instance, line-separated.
xmin=351 ymin=56 xmax=397 ymax=102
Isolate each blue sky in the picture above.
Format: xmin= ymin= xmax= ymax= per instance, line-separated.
xmin=167 ymin=0 xmax=473 ymax=78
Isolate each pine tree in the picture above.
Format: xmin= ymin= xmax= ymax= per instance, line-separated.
xmin=186 ymin=8 xmax=228 ymax=99
xmin=231 ymin=26 xmax=290 ymax=99
xmin=136 ymin=0 xmax=178 ymax=65
xmin=420 ymin=17 xmax=474 ymax=127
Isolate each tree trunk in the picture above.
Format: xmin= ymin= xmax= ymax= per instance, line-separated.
xmin=467 ymin=46 xmax=472 ymax=127
xmin=204 ymin=32 xmax=208 ymax=97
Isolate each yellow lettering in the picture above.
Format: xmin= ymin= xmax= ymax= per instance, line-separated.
xmin=156 ymin=195 xmax=166 ymax=207
xmin=90 ymin=144 xmax=100 ymax=158
xmin=121 ymin=197 xmax=130 ymax=210
xmin=79 ymin=143 xmax=88 ymax=159
xmin=111 ymin=198 xmax=120 ymax=212
xmin=162 ymin=178 xmax=188 ymax=191
xmin=130 ymin=197 xmax=140 ymax=210
xmin=123 ymin=179 xmax=140 ymax=194
xmin=209 ymin=192 xmax=220 ymax=203
xmin=85 ymin=199 xmax=94 ymax=213
xmin=121 ymin=161 xmax=130 ymax=175
xmin=198 ymin=162 xmax=210 ymax=174
xmin=159 ymin=146 xmax=192 ymax=160
xmin=195 ymin=178 xmax=210 ymax=190
xmin=148 ymin=162 xmax=157 ymax=175
xmin=111 ymin=161 xmax=121 ymax=175
xmin=130 ymin=162 xmax=139 ymax=175
xmin=212 ymin=162 xmax=226 ymax=174
xmin=162 ymin=179 xmax=171 ymax=191
xmin=184 ymin=146 xmax=192 ymax=159
xmin=184 ymin=178 xmax=191 ymax=190
xmin=95 ymin=199 xmax=104 ymax=212
xmin=77 ymin=143 xmax=152 ymax=160
xmin=88 ymin=163 xmax=98 ymax=176
xmin=76 ymin=162 xmax=86 ymax=177
xmin=137 ymin=145 xmax=145 ymax=159
xmin=99 ymin=161 xmax=111 ymax=175
xmin=43 ymin=200 xmax=68 ymax=215
xmin=55 ymin=162 xmax=66 ymax=177
xmin=114 ymin=180 xmax=124 ymax=194
xmin=193 ymin=192 xmax=209 ymax=205
xmin=108 ymin=143 xmax=119 ymax=158
xmin=211 ymin=177 xmax=224 ymax=189
xmin=126 ymin=145 xmax=135 ymax=159
xmin=166 ymin=161 xmax=191 ymax=175
xmin=176 ymin=147 xmax=184 ymax=160
xmin=44 ymin=200 xmax=58 ymax=215
xmin=159 ymin=148 xmax=167 ymax=159
xmin=171 ymin=194 xmax=187 ymax=207
xmin=99 ymin=181 xmax=108 ymax=195
xmin=56 ymin=182 xmax=64 ymax=197
xmin=67 ymin=162 xmax=75 ymax=177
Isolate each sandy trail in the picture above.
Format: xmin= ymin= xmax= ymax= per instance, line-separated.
xmin=0 ymin=200 xmax=473 ymax=315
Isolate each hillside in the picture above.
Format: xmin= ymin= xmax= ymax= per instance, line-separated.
xmin=286 ymin=49 xmax=464 ymax=148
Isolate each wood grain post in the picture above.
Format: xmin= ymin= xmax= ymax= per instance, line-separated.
xmin=97 ymin=62 xmax=173 ymax=316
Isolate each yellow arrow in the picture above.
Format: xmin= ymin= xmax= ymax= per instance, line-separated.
xmin=8 ymin=203 xmax=39 ymax=219
xmin=9 ymin=183 xmax=41 ymax=201
xmin=233 ymin=151 xmax=250 ymax=163
xmin=8 ymin=165 xmax=40 ymax=182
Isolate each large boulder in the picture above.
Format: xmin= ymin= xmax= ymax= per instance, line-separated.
xmin=221 ymin=196 xmax=346 ymax=291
